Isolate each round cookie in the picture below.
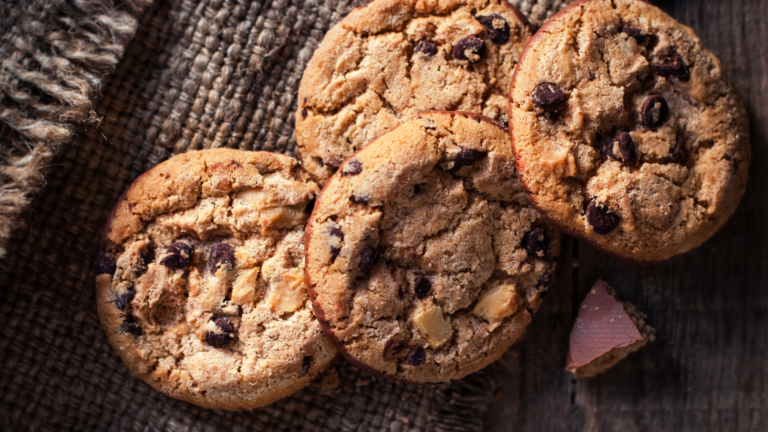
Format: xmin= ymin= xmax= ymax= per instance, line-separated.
xmin=305 ymin=112 xmax=559 ymax=383
xmin=509 ymin=0 xmax=750 ymax=262
xmin=95 ymin=149 xmax=336 ymax=410
xmin=296 ymin=0 xmax=534 ymax=183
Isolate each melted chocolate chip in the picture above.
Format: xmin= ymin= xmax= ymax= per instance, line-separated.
xmin=452 ymin=36 xmax=485 ymax=63
xmin=414 ymin=275 xmax=431 ymax=299
xmin=121 ymin=315 xmax=142 ymax=336
xmin=206 ymin=332 xmax=233 ymax=348
xmin=656 ymin=51 xmax=690 ymax=81
xmin=671 ymin=135 xmax=686 ymax=161
xmin=621 ymin=27 xmax=647 ymax=45
xmin=115 ymin=289 xmax=136 ymax=310
xmin=358 ymin=245 xmax=379 ymax=276
xmin=477 ymin=14 xmax=510 ymax=44
xmin=532 ymin=83 xmax=567 ymax=111
xmin=408 ymin=347 xmax=426 ymax=366
xmin=537 ymin=272 xmax=552 ymax=289
xmin=414 ymin=40 xmax=437 ymax=56
xmin=208 ymin=243 xmax=235 ymax=274
xmin=522 ymin=228 xmax=549 ymax=256
xmin=162 ymin=242 xmax=194 ymax=269
xmin=604 ymin=132 xmax=638 ymax=166
xmin=641 ymin=95 xmax=669 ymax=129
xmin=302 ymin=355 xmax=313 ymax=373
xmin=95 ymin=256 xmax=116 ymax=276
xmin=341 ymin=159 xmax=363 ymax=176
xmin=452 ymin=148 xmax=487 ymax=171
xmin=586 ymin=200 xmax=620 ymax=235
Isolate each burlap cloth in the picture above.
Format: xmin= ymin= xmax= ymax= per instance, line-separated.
xmin=0 ymin=0 xmax=570 ymax=430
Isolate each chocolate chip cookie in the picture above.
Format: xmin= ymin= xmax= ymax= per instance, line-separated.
xmin=509 ymin=0 xmax=750 ymax=262
xmin=95 ymin=149 xmax=336 ymax=410
xmin=296 ymin=0 xmax=534 ymax=183
xmin=305 ymin=112 xmax=559 ymax=383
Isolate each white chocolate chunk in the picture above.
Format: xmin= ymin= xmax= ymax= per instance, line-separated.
xmin=473 ymin=283 xmax=518 ymax=329
xmin=265 ymin=268 xmax=307 ymax=314
xmin=412 ymin=304 xmax=453 ymax=348
xmin=231 ymin=267 xmax=259 ymax=305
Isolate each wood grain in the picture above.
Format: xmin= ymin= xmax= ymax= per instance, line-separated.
xmin=487 ymin=0 xmax=768 ymax=430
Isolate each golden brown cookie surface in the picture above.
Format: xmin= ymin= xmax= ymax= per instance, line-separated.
xmin=297 ymin=0 xmax=533 ymax=183
xmin=95 ymin=148 xmax=336 ymax=410
xmin=305 ymin=112 xmax=558 ymax=383
xmin=509 ymin=0 xmax=750 ymax=262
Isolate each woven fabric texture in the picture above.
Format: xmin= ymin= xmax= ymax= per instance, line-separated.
xmin=0 ymin=0 xmax=570 ymax=430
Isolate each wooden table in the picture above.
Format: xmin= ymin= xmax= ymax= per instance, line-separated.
xmin=487 ymin=0 xmax=768 ymax=430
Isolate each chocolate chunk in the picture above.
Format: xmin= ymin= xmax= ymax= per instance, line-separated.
xmin=341 ymin=159 xmax=363 ymax=176
xmin=206 ymin=332 xmax=234 ymax=348
xmin=621 ymin=27 xmax=647 ymax=45
xmin=413 ymin=275 xmax=431 ymax=299
xmin=566 ymin=280 xmax=655 ymax=377
xmin=671 ymin=135 xmax=686 ymax=161
xmin=586 ymin=200 xmax=620 ymax=235
xmin=358 ymin=245 xmax=378 ymax=276
xmin=134 ymin=247 xmax=155 ymax=275
xmin=522 ymin=228 xmax=549 ymax=256
xmin=452 ymin=148 xmax=487 ymax=171
xmin=537 ymin=272 xmax=552 ymax=289
xmin=302 ymin=355 xmax=313 ymax=373
xmin=95 ymin=256 xmax=116 ymax=276
xmin=414 ymin=40 xmax=437 ymax=56
xmin=604 ymin=131 xmax=638 ymax=166
xmin=452 ymin=36 xmax=485 ymax=63
xmin=115 ymin=289 xmax=136 ymax=310
xmin=532 ymin=83 xmax=567 ymax=111
xmin=656 ymin=51 xmax=690 ymax=81
xmin=477 ymin=14 xmax=510 ymax=44
xmin=121 ymin=315 xmax=142 ymax=336
xmin=208 ymin=243 xmax=235 ymax=274
xmin=641 ymin=95 xmax=669 ymax=129
xmin=162 ymin=242 xmax=194 ymax=269
xmin=408 ymin=347 xmax=426 ymax=366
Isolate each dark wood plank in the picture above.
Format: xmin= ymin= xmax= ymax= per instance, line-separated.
xmin=487 ymin=0 xmax=768 ymax=430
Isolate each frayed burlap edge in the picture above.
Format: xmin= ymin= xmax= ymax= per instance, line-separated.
xmin=0 ymin=0 xmax=152 ymax=258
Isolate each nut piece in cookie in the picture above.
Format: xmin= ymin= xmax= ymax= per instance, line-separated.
xmin=566 ymin=280 xmax=655 ymax=377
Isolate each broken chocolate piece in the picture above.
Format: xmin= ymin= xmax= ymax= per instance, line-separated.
xmin=452 ymin=36 xmax=485 ymax=63
xmin=162 ymin=242 xmax=194 ymax=269
xmin=532 ymin=83 xmax=567 ymax=111
xmin=604 ymin=131 xmax=638 ymax=166
xmin=566 ymin=280 xmax=655 ymax=377
xmin=208 ymin=243 xmax=235 ymax=274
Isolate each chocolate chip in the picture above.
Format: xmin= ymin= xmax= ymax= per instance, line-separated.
xmin=121 ymin=315 xmax=142 ymax=336
xmin=208 ymin=243 xmax=235 ymax=274
xmin=95 ymin=256 xmax=116 ymax=276
xmin=477 ymin=14 xmax=510 ymax=44
xmin=452 ymin=36 xmax=485 ymax=63
xmin=604 ymin=132 xmax=638 ymax=166
xmin=537 ymin=272 xmax=552 ymax=289
xmin=358 ymin=245 xmax=378 ymax=276
xmin=415 ymin=41 xmax=437 ymax=56
xmin=301 ymin=108 xmax=308 ymax=119
xmin=328 ymin=226 xmax=344 ymax=259
xmin=206 ymin=332 xmax=233 ymax=348
xmin=413 ymin=275 xmax=431 ymax=299
xmin=408 ymin=347 xmax=426 ymax=366
xmin=671 ymin=135 xmax=686 ymax=161
xmin=656 ymin=51 xmax=690 ymax=81
xmin=350 ymin=195 xmax=369 ymax=205
xmin=214 ymin=316 xmax=235 ymax=334
xmin=621 ymin=27 xmax=647 ymax=45
xmin=586 ymin=200 xmax=620 ymax=235
xmin=641 ymin=95 xmax=669 ymax=129
xmin=302 ymin=355 xmax=313 ymax=373
xmin=134 ymin=247 xmax=155 ymax=275
xmin=532 ymin=83 xmax=567 ymax=111
xmin=452 ymin=148 xmax=487 ymax=171
xmin=162 ymin=242 xmax=194 ymax=269
xmin=522 ymin=228 xmax=549 ymax=256
xmin=341 ymin=159 xmax=363 ymax=176
xmin=115 ymin=289 xmax=136 ymax=310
